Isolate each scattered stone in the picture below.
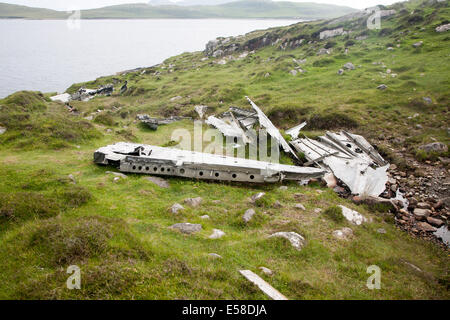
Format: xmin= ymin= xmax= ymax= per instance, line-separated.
xmin=317 ymin=48 xmax=331 ymax=55
xmin=209 ymin=253 xmax=222 ymax=259
xmin=145 ymin=176 xmax=170 ymax=188
xmin=84 ymin=116 xmax=93 ymax=121
xmin=337 ymin=69 xmax=344 ymax=75
xmin=113 ymin=177 xmax=120 ymax=183
xmin=412 ymin=41 xmax=423 ymax=48
xmin=436 ymin=23 xmax=450 ymax=33
xmin=339 ymin=205 xmax=367 ymax=225
xmin=170 ymin=96 xmax=182 ymax=102
xmin=377 ymin=84 xmax=388 ymax=90
xmin=419 ymin=142 xmax=448 ymax=153
xmin=212 ymin=200 xmax=221 ymax=204
xmin=200 ymin=215 xmax=210 ymax=220
xmin=413 ymin=208 xmax=431 ymax=221
xmin=259 ymin=267 xmax=273 ymax=276
xmin=279 ymin=186 xmax=288 ymax=191
xmin=294 ymin=203 xmax=306 ymax=211
xmin=314 ymin=208 xmax=322 ymax=214
xmin=243 ymin=209 xmax=256 ymax=223
xmin=170 ymin=223 xmax=202 ymax=234
xmin=209 ymin=229 xmax=225 ymax=239
xmin=169 ymin=204 xmax=185 ymax=215
xmin=273 ymin=200 xmax=283 ymax=209
xmin=290 ymin=69 xmax=298 ymax=76
xmin=250 ymin=192 xmax=266 ymax=203
xmin=426 ymin=217 xmax=444 ymax=228
xmin=343 ymin=62 xmax=355 ymax=70
xmin=106 ymin=171 xmax=128 ymax=179
xmin=416 ymin=202 xmax=431 ymax=210
xmin=417 ymin=222 xmax=437 ymax=232
xmin=184 ymin=197 xmax=203 ymax=207
xmin=0 ymin=127 xmax=6 ymax=135
xmin=433 ymin=199 xmax=445 ymax=210
xmin=68 ymin=174 xmax=76 ymax=184
xmin=423 ymin=97 xmax=432 ymax=105
xmin=323 ymin=173 xmax=338 ymax=188
xmin=269 ymin=232 xmax=306 ymax=251
xmin=264 ymin=73 xmax=271 ymax=78
xmin=387 ymin=47 xmax=394 ymax=51
xmin=377 ymin=228 xmax=387 ymax=234
xmin=333 ymin=227 xmax=353 ymax=240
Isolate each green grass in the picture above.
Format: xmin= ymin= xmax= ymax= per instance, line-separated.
xmin=0 ymin=0 xmax=448 ymax=300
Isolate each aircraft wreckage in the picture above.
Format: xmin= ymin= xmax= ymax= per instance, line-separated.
xmin=93 ymin=97 xmax=389 ymax=194
xmin=94 ymin=142 xmax=325 ymax=183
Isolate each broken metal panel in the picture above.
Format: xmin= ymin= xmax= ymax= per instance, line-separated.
xmin=286 ymin=122 xmax=307 ymax=140
xmin=205 ymin=115 xmax=249 ymax=142
xmin=342 ymin=131 xmax=387 ymax=166
xmin=222 ymin=107 xmax=258 ymax=129
xmin=50 ymin=93 xmax=71 ymax=103
xmin=239 ymin=270 xmax=288 ymax=300
xmin=291 ymin=137 xmax=348 ymax=163
xmin=324 ymin=157 xmax=389 ymax=198
xmin=137 ymin=114 xmax=191 ymax=130
xmin=94 ymin=142 xmax=325 ymax=183
xmin=289 ymin=127 xmax=389 ymax=197
xmin=246 ymin=97 xmax=299 ymax=160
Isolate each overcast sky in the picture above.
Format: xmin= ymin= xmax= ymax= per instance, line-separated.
xmin=3 ymin=0 xmax=402 ymax=11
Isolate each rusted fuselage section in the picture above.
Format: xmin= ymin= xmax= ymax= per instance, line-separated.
xmin=94 ymin=142 xmax=325 ymax=183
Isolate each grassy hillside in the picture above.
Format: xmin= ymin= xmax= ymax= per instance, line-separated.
xmin=0 ymin=0 xmax=448 ymax=300
xmin=0 ymin=3 xmax=65 ymax=19
xmin=0 ymin=1 xmax=357 ymax=20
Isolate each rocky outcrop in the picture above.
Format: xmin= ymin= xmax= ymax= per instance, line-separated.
xmin=419 ymin=142 xmax=448 ymax=153
xmin=320 ymin=28 xmax=345 ymax=40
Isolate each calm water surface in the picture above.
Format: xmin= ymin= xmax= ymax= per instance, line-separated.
xmin=0 ymin=19 xmax=298 ymax=97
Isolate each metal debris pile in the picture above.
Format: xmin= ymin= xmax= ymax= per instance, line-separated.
xmin=201 ymin=97 xmax=391 ymax=199
xmin=93 ymin=97 xmax=392 ymax=198
xmin=136 ymin=114 xmax=191 ymax=130
xmin=50 ymin=84 xmax=114 ymax=103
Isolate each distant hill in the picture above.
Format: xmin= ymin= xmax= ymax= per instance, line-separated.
xmin=148 ymin=0 xmax=232 ymax=5
xmin=0 ymin=1 xmax=358 ymax=20
xmin=0 ymin=3 xmax=65 ymax=19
